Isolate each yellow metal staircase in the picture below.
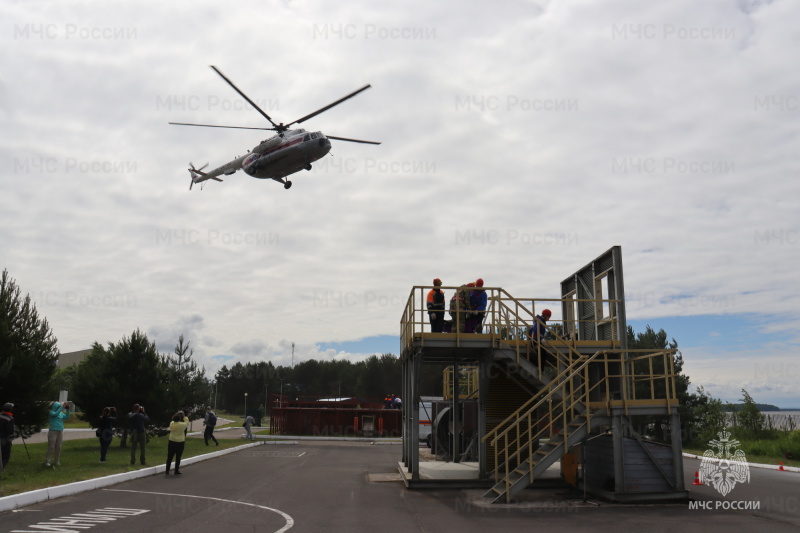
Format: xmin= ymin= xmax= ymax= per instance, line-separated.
xmin=483 ymin=347 xmax=605 ymax=503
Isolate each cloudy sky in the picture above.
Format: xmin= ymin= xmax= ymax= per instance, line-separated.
xmin=2 ymin=0 xmax=798 ymax=407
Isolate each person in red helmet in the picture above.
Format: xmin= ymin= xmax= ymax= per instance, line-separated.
xmin=426 ymin=279 xmax=446 ymax=333
xmin=529 ymin=309 xmax=551 ymax=340
xmin=470 ymin=279 xmax=488 ymax=333
xmin=528 ymin=309 xmax=553 ymax=367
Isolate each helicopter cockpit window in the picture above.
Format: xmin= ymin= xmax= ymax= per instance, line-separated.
xmin=303 ymin=134 xmax=310 ymax=142
xmin=310 ymin=133 xmax=318 ymax=140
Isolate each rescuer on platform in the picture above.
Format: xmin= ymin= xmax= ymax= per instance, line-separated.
xmin=427 ymin=278 xmax=446 ymax=333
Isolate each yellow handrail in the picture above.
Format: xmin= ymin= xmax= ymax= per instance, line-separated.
xmin=484 ymin=348 xmax=678 ymax=497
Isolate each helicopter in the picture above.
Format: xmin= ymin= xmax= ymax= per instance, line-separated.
xmin=170 ymin=66 xmax=380 ymax=190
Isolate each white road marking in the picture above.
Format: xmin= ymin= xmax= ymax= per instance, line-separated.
xmin=104 ymin=489 xmax=294 ymax=533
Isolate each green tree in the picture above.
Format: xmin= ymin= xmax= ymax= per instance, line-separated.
xmin=356 ymin=354 xmax=400 ymax=398
xmin=0 ymin=269 xmax=60 ymax=436
xmin=735 ymin=389 xmax=765 ymax=438
xmin=51 ymin=365 xmax=79 ymax=396
xmin=163 ymin=335 xmax=209 ymax=419
xmin=71 ymin=329 xmax=171 ymax=442
xmin=684 ymin=385 xmax=727 ymax=444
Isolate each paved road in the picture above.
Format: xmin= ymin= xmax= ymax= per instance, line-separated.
xmin=683 ymin=455 xmax=800 ymax=528
xmin=2 ymin=442 xmax=798 ymax=533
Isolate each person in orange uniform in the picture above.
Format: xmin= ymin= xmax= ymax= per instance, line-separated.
xmin=426 ymin=278 xmax=446 ymax=332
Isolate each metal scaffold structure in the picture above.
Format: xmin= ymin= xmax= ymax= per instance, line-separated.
xmin=399 ymin=246 xmax=687 ymax=502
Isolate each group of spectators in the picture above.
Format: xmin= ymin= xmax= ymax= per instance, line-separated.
xmin=0 ymin=402 xmax=225 ymax=477
xmin=383 ymin=394 xmax=402 ymax=409
xmin=0 ymin=400 xmax=76 ymax=472
xmin=426 ymin=278 xmax=488 ymax=334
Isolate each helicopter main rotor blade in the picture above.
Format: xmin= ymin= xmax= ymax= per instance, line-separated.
xmin=289 ymin=85 xmax=372 ymax=127
xmin=169 ymin=122 xmax=276 ymax=131
xmin=326 ymin=135 xmax=381 ymax=145
xmin=210 ymin=65 xmax=281 ymax=130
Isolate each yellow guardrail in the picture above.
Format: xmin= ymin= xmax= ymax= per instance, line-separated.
xmin=483 ymin=348 xmax=678 ymax=491
xmin=400 ymin=286 xmax=622 ymax=360
xmin=443 ymin=366 xmax=479 ymax=400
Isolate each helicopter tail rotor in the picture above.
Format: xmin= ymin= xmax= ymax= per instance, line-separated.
xmin=188 ymin=162 xmax=209 ymax=190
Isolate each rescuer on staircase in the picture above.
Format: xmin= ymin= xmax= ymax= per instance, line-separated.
xmin=528 ymin=309 xmax=554 ymax=369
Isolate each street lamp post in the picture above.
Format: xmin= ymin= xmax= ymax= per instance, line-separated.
xmin=244 ymin=392 xmax=248 ymax=419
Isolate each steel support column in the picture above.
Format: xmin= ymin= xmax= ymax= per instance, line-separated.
xmin=452 ymin=361 xmax=461 ymax=463
xmin=670 ymin=410 xmax=685 ymax=490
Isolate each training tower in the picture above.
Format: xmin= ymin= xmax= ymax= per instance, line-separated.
xmin=399 ymin=246 xmax=687 ymax=502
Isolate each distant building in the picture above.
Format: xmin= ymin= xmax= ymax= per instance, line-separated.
xmin=58 ymin=349 xmax=91 ymax=369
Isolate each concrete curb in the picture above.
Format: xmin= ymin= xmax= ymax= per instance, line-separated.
xmin=0 ymin=441 xmax=266 ymax=513
xmin=255 ymin=434 xmax=401 ymax=443
xmin=682 ymin=452 xmax=800 ymax=473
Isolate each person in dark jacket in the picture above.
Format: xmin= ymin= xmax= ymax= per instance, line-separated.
xmin=0 ymin=402 xmax=15 ymax=472
xmin=97 ymin=407 xmax=117 ymax=463
xmin=203 ymin=406 xmax=219 ymax=446
xmin=528 ymin=309 xmax=554 ymax=368
xmin=243 ymin=415 xmax=255 ymax=440
xmin=128 ymin=404 xmax=149 ymax=465
xmin=528 ymin=309 xmax=551 ymax=344
xmin=470 ymin=278 xmax=488 ymax=333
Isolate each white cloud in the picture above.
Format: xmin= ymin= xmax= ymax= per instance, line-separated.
xmin=1 ymin=0 xmax=798 ymax=404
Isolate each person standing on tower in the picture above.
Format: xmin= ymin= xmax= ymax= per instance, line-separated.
xmin=427 ymin=278 xmax=446 ymax=333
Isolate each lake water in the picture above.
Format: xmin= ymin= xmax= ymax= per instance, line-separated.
xmin=726 ymin=410 xmax=800 ymax=431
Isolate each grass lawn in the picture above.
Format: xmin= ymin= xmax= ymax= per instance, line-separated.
xmin=61 ymin=418 xmax=92 ymax=429
xmin=0 ymin=435 xmax=250 ymax=497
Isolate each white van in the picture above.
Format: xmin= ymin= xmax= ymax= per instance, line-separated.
xmin=419 ymin=396 xmax=442 ymax=447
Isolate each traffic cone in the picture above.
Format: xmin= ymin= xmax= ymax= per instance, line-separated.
xmin=692 ymin=471 xmax=703 ymax=485
xmin=778 ymin=461 xmax=785 ymax=471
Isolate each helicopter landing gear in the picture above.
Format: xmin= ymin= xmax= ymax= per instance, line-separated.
xmin=284 ymin=180 xmax=292 ymax=189
xmin=304 ymin=163 xmax=312 ymax=171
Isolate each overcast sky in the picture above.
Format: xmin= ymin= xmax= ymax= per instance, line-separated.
xmin=2 ymin=0 xmax=798 ymax=407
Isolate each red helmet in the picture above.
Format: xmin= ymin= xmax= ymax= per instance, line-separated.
xmin=433 ymin=278 xmax=442 ymax=286
xmin=476 ymin=278 xmax=484 ymax=287
xmin=467 ymin=282 xmax=475 ymax=287
xmin=541 ymin=309 xmax=552 ymax=318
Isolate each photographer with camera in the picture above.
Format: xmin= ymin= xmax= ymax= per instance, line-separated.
xmin=45 ymin=400 xmax=71 ymax=467
xmin=97 ymin=406 xmax=117 ymax=463
xmin=128 ymin=403 xmax=149 ymax=466
xmin=166 ymin=410 xmax=190 ymax=475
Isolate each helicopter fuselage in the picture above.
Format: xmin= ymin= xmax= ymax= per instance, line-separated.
xmin=242 ymin=129 xmax=331 ymax=180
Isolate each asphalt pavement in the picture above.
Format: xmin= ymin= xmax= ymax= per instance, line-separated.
xmin=2 ymin=441 xmax=798 ymax=533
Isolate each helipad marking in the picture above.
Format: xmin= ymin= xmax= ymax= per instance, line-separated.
xmin=104 ymin=489 xmax=293 ymax=533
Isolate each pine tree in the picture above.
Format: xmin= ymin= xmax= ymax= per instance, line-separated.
xmin=72 ymin=329 xmax=171 ymax=440
xmin=0 ymin=269 xmax=60 ymax=436
xmin=163 ymin=335 xmax=209 ymax=419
